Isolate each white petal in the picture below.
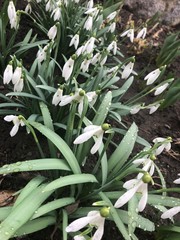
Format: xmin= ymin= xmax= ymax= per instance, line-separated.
xmin=62 ymin=58 xmax=74 ymax=81
xmin=91 ymin=133 xmax=103 ymax=154
xmin=84 ymin=125 xmax=101 ymax=132
xmin=4 ymin=115 xmax=16 ymax=122
xmin=3 ymin=64 xmax=13 ymax=84
xmin=138 ymin=184 xmax=148 ymax=212
xmin=133 ymin=158 xmax=146 ymax=165
xmin=52 ymin=89 xmax=63 ymax=106
xmin=165 ymin=142 xmax=171 ymax=152
xmin=123 ymin=179 xmax=138 ymax=189
xmin=14 ymin=78 xmax=24 ymax=92
xmin=144 ymin=69 xmax=161 ymax=85
xmin=173 ymin=178 xmax=180 ymax=184
xmin=10 ymin=123 xmax=19 ymax=137
xmin=92 ymin=218 xmax=105 ymax=240
xmin=149 ymin=104 xmax=160 ymax=114
xmin=161 ymin=206 xmax=180 ymax=219
xmin=155 ymin=145 xmax=165 ymax=155
xmin=114 ymin=185 xmax=139 ymax=208
xmin=154 ymin=83 xmax=169 ymax=96
xmin=74 ymin=129 xmax=98 ymax=144
xmin=153 ymin=137 xmax=165 ymax=143
xmin=121 ymin=62 xmax=134 ymax=79
xmin=66 ymin=215 xmax=95 ymax=232
xmin=12 ymin=67 xmax=22 ymax=84
xmin=60 ymin=95 xmax=75 ymax=106
xmin=78 ymin=100 xmax=84 ymax=116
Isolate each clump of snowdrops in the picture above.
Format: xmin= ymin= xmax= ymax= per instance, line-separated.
xmin=0 ymin=1 xmax=179 ymax=240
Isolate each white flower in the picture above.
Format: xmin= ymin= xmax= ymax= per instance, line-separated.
xmin=4 ymin=115 xmax=25 ymax=137
xmin=85 ymin=7 xmax=99 ymax=18
xmin=154 ymin=83 xmax=169 ymax=96
xmin=10 ymin=14 xmax=20 ymax=29
xmin=106 ymin=11 xmax=117 ymax=22
xmin=130 ymin=105 xmax=141 ymax=114
xmin=121 ymin=29 xmax=134 ymax=43
xmin=47 ymin=25 xmax=57 ymax=40
xmin=66 ymin=210 xmax=105 ymax=240
xmin=84 ymin=16 xmax=93 ymax=31
xmin=80 ymin=59 xmax=91 ymax=73
xmin=52 ymin=88 xmax=63 ymax=106
xmin=133 ymin=156 xmax=156 ymax=176
xmin=153 ymin=137 xmax=172 ymax=155
xmin=69 ymin=34 xmax=79 ymax=49
xmin=121 ymin=61 xmax=134 ymax=79
xmin=161 ymin=206 xmax=180 ymax=219
xmin=76 ymin=45 xmax=84 ymax=57
xmin=3 ymin=64 xmax=13 ymax=84
xmin=107 ymin=41 xmax=117 ymax=55
xmin=83 ymin=37 xmax=96 ymax=54
xmin=149 ymin=103 xmax=160 ymax=114
xmin=144 ymin=68 xmax=161 ymax=85
xmin=8 ymin=1 xmax=16 ymax=21
xmin=136 ymin=27 xmax=147 ymax=39
xmin=60 ymin=89 xmax=97 ymax=116
xmin=62 ymin=57 xmax=74 ymax=81
xmin=46 ymin=0 xmax=54 ymax=12
xmin=25 ymin=3 xmax=32 ymax=14
xmin=174 ymin=174 xmax=180 ymax=184
xmin=114 ymin=173 xmax=152 ymax=212
xmin=12 ymin=66 xmax=22 ymax=85
xmin=91 ymin=52 xmax=101 ymax=65
xmin=108 ymin=22 xmax=116 ymax=33
xmin=37 ymin=45 xmax=48 ymax=63
xmin=14 ymin=78 xmax=24 ymax=92
xmin=74 ymin=123 xmax=110 ymax=154
xmin=87 ymin=0 xmax=94 ymax=9
xmin=52 ymin=7 xmax=61 ymax=21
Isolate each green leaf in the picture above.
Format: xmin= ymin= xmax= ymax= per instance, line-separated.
xmin=29 ymin=121 xmax=81 ymax=174
xmin=108 ymin=122 xmax=138 ymax=179
xmin=0 ymin=158 xmax=71 ymax=175
xmin=43 ymin=174 xmax=98 ymax=192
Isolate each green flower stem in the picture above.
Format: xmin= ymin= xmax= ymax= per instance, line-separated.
xmin=65 ymin=102 xmax=77 ymax=145
xmin=149 ymin=188 xmax=180 ymax=194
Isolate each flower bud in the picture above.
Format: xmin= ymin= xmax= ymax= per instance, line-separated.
xmin=150 ymin=154 xmax=156 ymax=161
xmin=100 ymin=207 xmax=110 ymax=218
xmin=101 ymin=123 xmax=110 ymax=131
xmin=142 ymin=172 xmax=152 ymax=183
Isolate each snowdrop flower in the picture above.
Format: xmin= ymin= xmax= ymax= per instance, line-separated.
xmin=14 ymin=77 xmax=24 ymax=92
xmin=3 ymin=63 xmax=13 ymax=84
xmin=46 ymin=0 xmax=54 ymax=12
xmin=154 ymin=83 xmax=169 ymax=96
xmin=66 ymin=208 xmax=110 ymax=240
xmin=149 ymin=103 xmax=160 ymax=114
xmin=161 ymin=206 xmax=180 ymax=219
xmin=10 ymin=13 xmax=20 ymax=29
xmin=83 ymin=37 xmax=96 ymax=54
xmin=25 ymin=3 xmax=32 ymax=14
xmin=174 ymin=174 xmax=180 ymax=184
xmin=121 ymin=60 xmax=134 ymax=79
xmin=74 ymin=123 xmax=110 ymax=154
xmin=114 ymin=172 xmax=153 ymax=212
xmin=133 ymin=154 xmax=156 ymax=176
xmin=121 ymin=28 xmax=134 ymax=43
xmin=153 ymin=137 xmax=172 ymax=155
xmin=69 ymin=34 xmax=79 ymax=50
xmin=4 ymin=115 xmax=25 ymax=137
xmin=106 ymin=11 xmax=117 ymax=22
xmin=87 ymin=0 xmax=94 ymax=9
xmin=136 ymin=27 xmax=147 ymax=39
xmin=91 ymin=52 xmax=101 ymax=65
xmin=144 ymin=67 xmax=164 ymax=85
xmin=108 ymin=22 xmax=116 ymax=33
xmin=84 ymin=16 xmax=93 ymax=31
xmin=37 ymin=48 xmax=47 ymax=63
xmin=52 ymin=6 xmax=61 ymax=21
xmin=107 ymin=40 xmax=117 ymax=55
xmin=12 ymin=66 xmax=22 ymax=85
xmin=8 ymin=1 xmax=16 ymax=20
xmin=76 ymin=45 xmax=84 ymax=57
xmin=52 ymin=88 xmax=63 ymax=106
xmin=85 ymin=7 xmax=99 ymax=18
xmin=130 ymin=105 xmax=141 ymax=114
xmin=80 ymin=58 xmax=91 ymax=73
xmin=47 ymin=25 xmax=57 ymax=40
xmin=62 ymin=56 xmax=75 ymax=81
xmin=60 ymin=89 xmax=97 ymax=115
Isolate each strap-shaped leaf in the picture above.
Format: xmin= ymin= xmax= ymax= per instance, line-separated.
xmin=43 ymin=174 xmax=98 ymax=192
xmin=0 ymin=158 xmax=71 ymax=175
xmin=29 ymin=121 xmax=81 ymax=174
xmin=108 ymin=122 xmax=138 ymax=179
xmin=0 ymin=183 xmax=54 ymax=240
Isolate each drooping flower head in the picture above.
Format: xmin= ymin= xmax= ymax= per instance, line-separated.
xmin=152 ymin=137 xmax=172 ymax=155
xmin=4 ymin=115 xmax=25 ymax=137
